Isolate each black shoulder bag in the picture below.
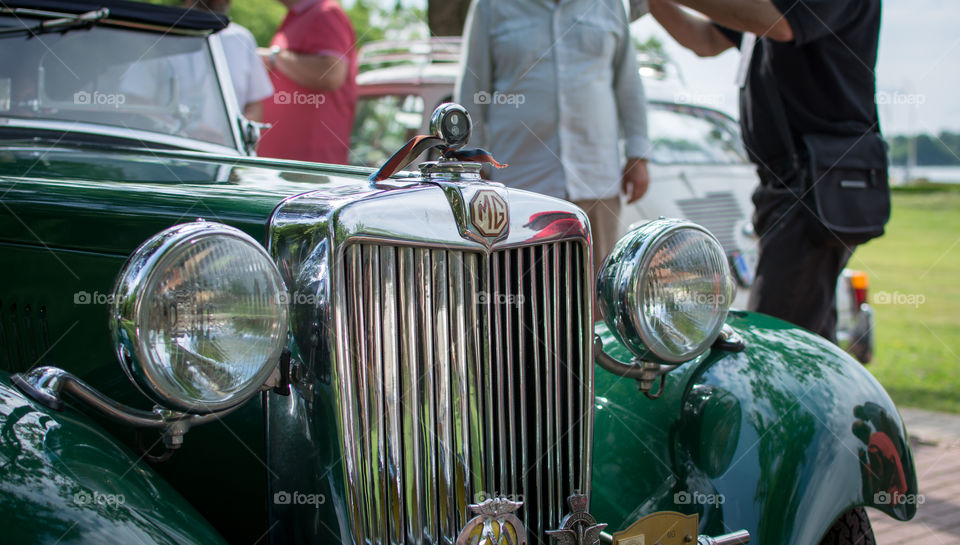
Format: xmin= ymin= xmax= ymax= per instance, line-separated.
xmin=761 ymin=66 xmax=891 ymax=246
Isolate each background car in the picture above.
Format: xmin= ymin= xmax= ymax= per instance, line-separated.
xmin=1 ymin=4 xmax=912 ymax=544
xmin=349 ymin=38 xmax=875 ymax=363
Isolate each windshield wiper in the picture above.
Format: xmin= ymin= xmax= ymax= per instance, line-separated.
xmin=0 ymin=8 xmax=109 ymax=37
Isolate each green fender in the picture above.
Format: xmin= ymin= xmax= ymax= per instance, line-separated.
xmin=0 ymin=372 xmax=227 ymax=545
xmin=591 ymin=311 xmax=917 ymax=545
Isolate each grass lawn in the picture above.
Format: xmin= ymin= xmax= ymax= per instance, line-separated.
xmin=848 ymin=184 xmax=960 ymax=413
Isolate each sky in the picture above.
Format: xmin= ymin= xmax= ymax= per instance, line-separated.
xmin=347 ymin=0 xmax=960 ymax=136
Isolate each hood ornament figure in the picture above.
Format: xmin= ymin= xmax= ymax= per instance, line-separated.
xmin=369 ymin=103 xmax=507 ymax=182
xmin=456 ymin=497 xmax=528 ymax=545
xmin=547 ymin=493 xmax=608 ymax=545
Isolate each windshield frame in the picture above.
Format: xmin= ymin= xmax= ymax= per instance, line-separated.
xmin=646 ymin=99 xmax=748 ymax=166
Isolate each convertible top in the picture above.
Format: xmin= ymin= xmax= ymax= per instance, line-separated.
xmin=0 ymin=0 xmax=228 ymax=33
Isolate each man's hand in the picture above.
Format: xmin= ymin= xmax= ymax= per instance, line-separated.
xmin=622 ymin=158 xmax=650 ymax=204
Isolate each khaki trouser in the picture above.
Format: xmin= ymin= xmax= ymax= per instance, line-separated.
xmin=573 ymin=196 xmax=622 ymax=286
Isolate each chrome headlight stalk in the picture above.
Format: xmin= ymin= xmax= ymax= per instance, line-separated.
xmin=594 ymin=219 xmax=738 ymax=397
xmin=14 ymin=221 xmax=290 ymax=453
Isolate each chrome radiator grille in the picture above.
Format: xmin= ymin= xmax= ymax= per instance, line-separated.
xmin=334 ymin=241 xmax=592 ymax=544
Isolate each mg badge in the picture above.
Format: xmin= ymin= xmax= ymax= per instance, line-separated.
xmin=456 ymin=497 xmax=527 ymax=545
xmin=470 ymin=189 xmax=508 ymax=238
xmin=547 ymin=494 xmax=607 ymax=545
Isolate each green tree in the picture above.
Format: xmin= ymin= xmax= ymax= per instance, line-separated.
xmin=887 ymin=132 xmax=960 ymax=166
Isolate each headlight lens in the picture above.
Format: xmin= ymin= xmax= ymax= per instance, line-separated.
xmin=598 ymin=219 xmax=734 ymax=363
xmin=112 ymin=222 xmax=289 ymax=413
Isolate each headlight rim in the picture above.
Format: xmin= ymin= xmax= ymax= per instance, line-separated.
xmin=112 ymin=221 xmax=289 ymax=414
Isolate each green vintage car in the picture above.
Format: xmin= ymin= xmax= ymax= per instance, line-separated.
xmin=0 ymin=2 xmax=917 ymax=545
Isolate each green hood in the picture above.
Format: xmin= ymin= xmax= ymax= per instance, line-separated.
xmin=0 ymin=143 xmax=377 ymax=254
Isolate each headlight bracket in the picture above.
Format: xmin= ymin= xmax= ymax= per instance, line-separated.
xmin=593 ymin=336 xmax=678 ymax=399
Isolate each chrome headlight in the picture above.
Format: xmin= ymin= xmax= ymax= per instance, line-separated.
xmin=112 ymin=221 xmax=289 ymax=413
xmin=597 ymin=219 xmax=735 ymax=363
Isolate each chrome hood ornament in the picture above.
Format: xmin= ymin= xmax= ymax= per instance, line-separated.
xmin=369 ymin=103 xmax=507 ymax=183
xmin=547 ymin=494 xmax=607 ymax=545
xmin=456 ymin=497 xmax=528 ymax=545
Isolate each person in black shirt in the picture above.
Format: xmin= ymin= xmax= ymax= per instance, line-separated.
xmin=649 ymin=0 xmax=883 ymax=342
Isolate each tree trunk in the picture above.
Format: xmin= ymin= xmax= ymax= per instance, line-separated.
xmin=427 ymin=0 xmax=471 ymax=37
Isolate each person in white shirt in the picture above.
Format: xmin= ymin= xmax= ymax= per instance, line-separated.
xmin=184 ymin=0 xmax=274 ymax=121
xmin=456 ymin=0 xmax=652 ymax=276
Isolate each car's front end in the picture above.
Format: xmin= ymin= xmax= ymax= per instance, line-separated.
xmin=0 ymin=4 xmax=912 ymax=545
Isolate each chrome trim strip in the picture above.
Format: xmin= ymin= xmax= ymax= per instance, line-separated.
xmin=504 ymin=250 xmax=517 ymax=497
xmin=515 ymin=248 xmax=529 ymax=530
xmin=565 ymin=242 xmax=576 ymax=494
xmin=464 ymin=252 xmax=485 ymax=497
xmin=416 ymin=248 xmax=438 ymax=542
xmin=207 ymin=33 xmax=248 ymax=154
xmin=398 ymin=247 xmax=425 ymax=544
xmin=0 ymin=118 xmax=243 ymax=155
xmin=380 ymin=246 xmax=405 ymax=544
xmin=581 ymin=239 xmax=595 ymax=501
xmin=529 ymin=245 xmax=544 ymax=536
xmin=366 ymin=246 xmax=387 ymax=538
xmin=542 ymin=243 xmax=556 ymax=530
xmin=433 ymin=250 xmax=455 ymax=539
xmin=448 ymin=250 xmax=471 ymax=528
xmin=336 ymin=244 xmax=365 ymax=545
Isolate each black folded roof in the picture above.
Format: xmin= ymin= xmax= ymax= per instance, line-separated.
xmin=1 ymin=0 xmax=228 ymax=32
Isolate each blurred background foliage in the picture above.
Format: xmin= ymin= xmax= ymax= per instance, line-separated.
xmin=146 ymin=0 xmax=427 ymax=47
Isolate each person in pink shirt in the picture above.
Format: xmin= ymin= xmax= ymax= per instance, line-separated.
xmin=257 ymin=0 xmax=357 ymax=164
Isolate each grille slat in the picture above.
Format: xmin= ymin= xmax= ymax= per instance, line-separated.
xmin=380 ymin=247 xmax=405 ymax=545
xmin=362 ymin=245 xmax=386 ymax=540
xmin=528 ymin=245 xmax=544 ymax=536
xmin=515 ymin=248 xmax=529 ymax=529
xmin=447 ymin=250 xmax=471 ymax=528
xmin=338 ymin=241 xmax=591 ymax=544
xmin=564 ymin=243 xmax=575 ymax=494
xmin=415 ymin=249 xmax=439 ymax=543
xmin=432 ymin=251 xmax=455 ymax=540
xmin=397 ymin=248 xmax=424 ymax=545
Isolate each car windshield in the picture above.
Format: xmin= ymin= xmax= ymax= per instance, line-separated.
xmin=647 ymin=102 xmax=747 ymax=164
xmin=0 ymin=14 xmax=234 ymax=148
xmin=350 ymin=93 xmax=426 ymax=167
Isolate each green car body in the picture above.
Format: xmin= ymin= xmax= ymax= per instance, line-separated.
xmin=0 ymin=2 xmax=916 ymax=544
xmin=0 ymin=144 xmax=917 ymax=545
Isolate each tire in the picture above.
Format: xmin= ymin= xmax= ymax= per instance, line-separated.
xmin=819 ymin=507 xmax=876 ymax=545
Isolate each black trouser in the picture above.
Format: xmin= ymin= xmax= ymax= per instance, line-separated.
xmin=747 ymin=166 xmax=854 ymax=343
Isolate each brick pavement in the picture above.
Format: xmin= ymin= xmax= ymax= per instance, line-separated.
xmin=870 ymin=408 xmax=960 ymax=544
